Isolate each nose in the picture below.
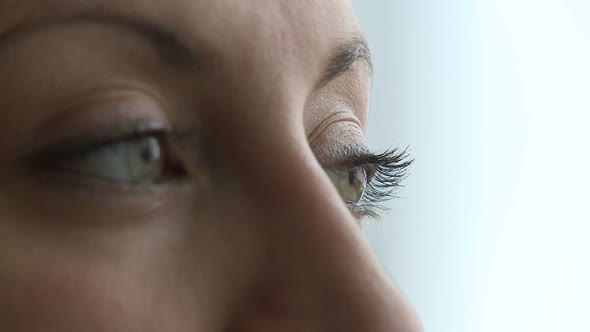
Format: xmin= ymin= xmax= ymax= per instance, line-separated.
xmin=225 ymin=129 xmax=422 ymax=332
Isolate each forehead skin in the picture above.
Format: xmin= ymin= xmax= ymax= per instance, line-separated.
xmin=0 ymin=0 xmax=368 ymax=126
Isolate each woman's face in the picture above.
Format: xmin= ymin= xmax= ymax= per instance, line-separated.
xmin=0 ymin=0 xmax=421 ymax=331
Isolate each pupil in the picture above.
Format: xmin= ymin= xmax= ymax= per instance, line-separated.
xmin=141 ymin=145 xmax=153 ymax=163
xmin=348 ymin=171 xmax=355 ymax=185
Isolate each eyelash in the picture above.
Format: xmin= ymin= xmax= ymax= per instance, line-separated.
xmin=27 ymin=127 xmax=179 ymax=183
xmin=343 ymin=148 xmax=413 ymax=220
xmin=29 ymin=125 xmax=412 ymax=220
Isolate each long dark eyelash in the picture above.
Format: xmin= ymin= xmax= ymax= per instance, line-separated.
xmin=364 ymin=147 xmax=413 ymax=203
xmin=347 ymin=147 xmax=414 ymax=218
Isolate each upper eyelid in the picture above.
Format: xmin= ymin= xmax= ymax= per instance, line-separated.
xmin=25 ymin=85 xmax=172 ymax=141
xmin=24 ymin=122 xmax=171 ymax=168
xmin=21 ymin=85 xmax=179 ymax=157
xmin=308 ymin=112 xmax=363 ymax=144
xmin=321 ymin=143 xmax=374 ymax=168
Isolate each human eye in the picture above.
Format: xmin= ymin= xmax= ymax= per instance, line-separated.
xmin=28 ymin=124 xmax=187 ymax=189
xmin=59 ymin=135 xmax=168 ymax=184
xmin=325 ymin=147 xmax=413 ymax=220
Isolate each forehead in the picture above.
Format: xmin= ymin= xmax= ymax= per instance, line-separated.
xmin=1 ymin=0 xmax=361 ymax=83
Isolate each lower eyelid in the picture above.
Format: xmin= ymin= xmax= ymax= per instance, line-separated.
xmin=32 ymin=166 xmax=167 ymax=193
xmin=6 ymin=171 xmax=196 ymax=225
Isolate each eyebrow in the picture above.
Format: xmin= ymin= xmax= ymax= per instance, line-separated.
xmin=0 ymin=13 xmax=200 ymax=73
xmin=0 ymin=12 xmax=372 ymax=88
xmin=316 ymin=34 xmax=374 ymax=90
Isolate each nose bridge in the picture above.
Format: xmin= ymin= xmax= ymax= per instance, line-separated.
xmin=223 ymin=120 xmax=421 ymax=330
xmin=200 ymin=61 xmax=421 ymax=328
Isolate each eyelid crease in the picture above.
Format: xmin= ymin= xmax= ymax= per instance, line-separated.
xmin=27 ymin=83 xmax=178 ymax=153
xmin=308 ymin=112 xmax=363 ymax=145
xmin=51 ymin=82 xmax=169 ymax=109
xmin=40 ymin=82 xmax=175 ymax=127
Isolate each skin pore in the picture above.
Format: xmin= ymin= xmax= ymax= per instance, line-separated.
xmin=0 ymin=1 xmax=421 ymax=331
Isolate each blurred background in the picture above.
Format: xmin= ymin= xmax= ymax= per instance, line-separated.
xmin=352 ymin=1 xmax=590 ymax=331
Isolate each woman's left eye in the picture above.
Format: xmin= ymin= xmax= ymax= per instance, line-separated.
xmin=326 ymin=166 xmax=368 ymax=203
xmin=58 ymin=135 xmax=168 ymax=184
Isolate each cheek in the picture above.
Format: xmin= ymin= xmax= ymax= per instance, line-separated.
xmin=1 ymin=262 xmax=127 ymax=331
xmin=0 ymin=209 xmax=265 ymax=332
xmin=0 ymin=253 xmax=187 ymax=331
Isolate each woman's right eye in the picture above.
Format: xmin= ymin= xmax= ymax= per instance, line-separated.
xmin=56 ymin=135 xmax=173 ymax=184
xmin=325 ymin=166 xmax=368 ymax=204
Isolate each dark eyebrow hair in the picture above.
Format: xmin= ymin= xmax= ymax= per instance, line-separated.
xmin=316 ymin=34 xmax=373 ymax=90
xmin=0 ymin=13 xmax=200 ymax=73
xmin=0 ymin=12 xmax=371 ymax=88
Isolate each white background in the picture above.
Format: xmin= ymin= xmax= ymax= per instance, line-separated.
xmin=352 ymin=1 xmax=590 ymax=331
